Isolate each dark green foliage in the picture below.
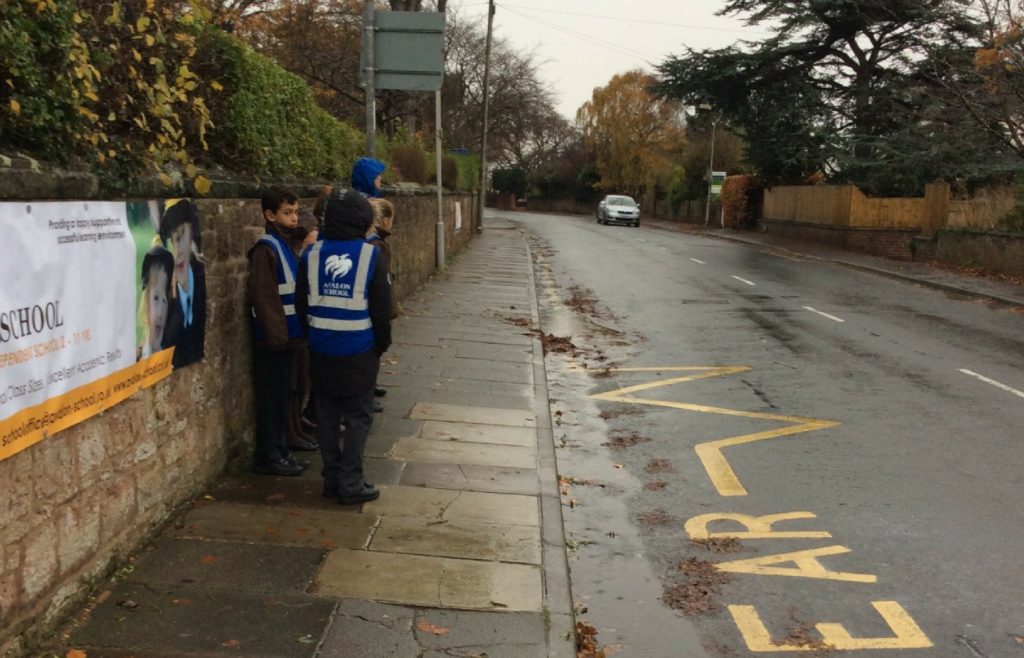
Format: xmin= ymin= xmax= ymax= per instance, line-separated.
xmin=440 ymin=155 xmax=457 ymax=191
xmin=574 ymin=164 xmax=601 ymax=203
xmin=0 ymin=1 xmax=84 ymax=160
xmin=492 ymin=168 xmax=527 ymax=197
xmin=194 ymin=25 xmax=360 ymax=179
xmin=656 ymin=0 xmax=1004 ymax=195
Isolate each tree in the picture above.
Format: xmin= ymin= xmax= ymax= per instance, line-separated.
xmin=433 ymin=11 xmax=566 ymax=168
xmin=930 ymin=0 xmax=1024 ymax=160
xmin=657 ymin=0 xmax=984 ymax=193
xmin=577 ymin=70 xmax=685 ymax=196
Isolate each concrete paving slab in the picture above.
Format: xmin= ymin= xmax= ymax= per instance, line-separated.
xmin=169 ymin=501 xmax=377 ymax=550
xmin=69 ymin=581 xmax=333 ymax=656
xmin=399 ymin=462 xmax=541 ymax=496
xmin=209 ymin=476 xmax=360 ymax=511
xmin=318 ymin=600 xmax=417 ymax=658
xmin=314 ymin=550 xmax=543 ymax=612
xmin=440 ymin=362 xmax=534 ymax=385
xmin=370 ymin=516 xmax=542 ymax=565
xmin=389 ymin=389 xmax=535 ymax=413
xmin=391 ymin=437 xmax=536 ymax=469
xmin=365 ymin=486 xmax=540 ymax=527
xmin=126 ymin=537 xmax=324 ymax=593
xmin=413 ymin=609 xmax=547 ymax=655
xmin=418 ymin=420 xmax=536 ymax=447
xmin=410 ymin=402 xmax=536 ymax=427
xmin=446 ymin=341 xmax=534 ymax=364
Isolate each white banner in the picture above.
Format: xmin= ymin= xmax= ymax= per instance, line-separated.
xmin=0 ymin=202 xmax=136 ymax=417
xmin=0 ymin=199 xmax=204 ymax=461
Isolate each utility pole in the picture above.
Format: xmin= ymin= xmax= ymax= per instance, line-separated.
xmin=435 ymin=3 xmax=445 ymax=269
xmin=704 ymin=113 xmax=718 ymax=227
xmin=476 ymin=0 xmax=495 ymax=234
xmin=363 ymin=0 xmax=376 ymax=157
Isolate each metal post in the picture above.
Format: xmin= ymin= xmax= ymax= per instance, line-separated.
xmin=363 ymin=0 xmax=376 ymax=157
xmin=704 ymin=115 xmax=717 ymax=227
xmin=476 ymin=0 xmax=495 ymax=234
xmin=435 ymin=89 xmax=445 ymax=270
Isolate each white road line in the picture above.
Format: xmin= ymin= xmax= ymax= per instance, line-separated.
xmin=959 ymin=369 xmax=1024 ymax=400
xmin=690 ymin=258 xmax=706 ymax=265
xmin=803 ymin=306 xmax=846 ymax=323
xmin=732 ymin=275 xmax=756 ymax=286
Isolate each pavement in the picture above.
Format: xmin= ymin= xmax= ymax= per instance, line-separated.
xmin=50 ymin=216 xmax=575 ymax=658
xmin=643 ymin=217 xmax=1024 ymax=308
xmin=46 ymin=212 xmax=1021 ymax=658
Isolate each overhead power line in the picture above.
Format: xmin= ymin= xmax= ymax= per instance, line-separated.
xmin=500 ymin=5 xmax=657 ymax=63
xmin=500 ymin=2 xmax=774 ymax=35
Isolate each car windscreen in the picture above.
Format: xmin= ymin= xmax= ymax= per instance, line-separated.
xmin=608 ymin=197 xmax=636 ymax=207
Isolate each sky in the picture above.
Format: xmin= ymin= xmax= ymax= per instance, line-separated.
xmin=449 ymin=0 xmax=774 ymax=119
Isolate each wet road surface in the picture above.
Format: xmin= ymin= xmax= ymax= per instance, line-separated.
xmin=502 ymin=210 xmax=1024 ymax=658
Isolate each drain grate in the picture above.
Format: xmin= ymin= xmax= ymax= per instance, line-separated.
xmin=680 ymin=298 xmax=731 ymax=305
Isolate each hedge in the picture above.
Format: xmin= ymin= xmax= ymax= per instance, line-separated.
xmin=1 ymin=3 xmax=362 ymax=188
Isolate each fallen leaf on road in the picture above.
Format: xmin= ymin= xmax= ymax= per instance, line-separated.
xmin=66 ymin=650 xmax=87 ymax=658
xmin=170 ymin=598 xmax=190 ymax=605
xmin=202 ymin=495 xmax=215 ymax=500
xmin=417 ymin=620 xmax=450 ymax=635
xmin=115 ymin=599 xmax=138 ymax=610
xmin=221 ymin=639 xmax=241 ymax=648
xmin=200 ymin=555 xmax=218 ymax=565
xmin=613 ymin=464 xmax=623 ymax=469
xmin=265 ymin=494 xmax=285 ymax=501
xmin=1013 ymin=635 xmax=1024 ymax=645
xmin=297 ymin=634 xmax=316 ymax=644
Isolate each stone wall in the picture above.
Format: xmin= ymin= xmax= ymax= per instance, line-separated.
xmin=0 ymin=160 xmax=476 ymax=655
xmin=934 ymin=229 xmax=1024 ymax=275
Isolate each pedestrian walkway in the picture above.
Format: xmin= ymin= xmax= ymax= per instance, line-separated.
xmin=54 ymin=218 xmax=575 ymax=658
xmin=644 ymin=218 xmax=1024 ymax=307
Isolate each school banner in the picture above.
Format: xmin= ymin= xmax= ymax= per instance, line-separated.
xmin=0 ymin=199 xmax=206 ymax=462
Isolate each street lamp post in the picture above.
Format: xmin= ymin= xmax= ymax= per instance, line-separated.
xmin=704 ymin=112 xmax=719 ymax=227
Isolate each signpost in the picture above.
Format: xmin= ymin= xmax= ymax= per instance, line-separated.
xmin=711 ymin=171 xmax=727 ymax=196
xmin=361 ymin=7 xmax=447 ymax=266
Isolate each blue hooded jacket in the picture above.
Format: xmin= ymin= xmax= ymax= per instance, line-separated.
xmin=351 ymin=157 xmax=387 ymax=198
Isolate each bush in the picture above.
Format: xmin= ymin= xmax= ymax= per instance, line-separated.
xmin=195 ymin=25 xmax=360 ymax=180
xmin=439 ymin=155 xmax=458 ymax=190
xmin=0 ymin=0 xmax=86 ymax=160
xmin=492 ymin=168 xmax=527 ymax=197
xmin=389 ymin=143 xmax=428 ymax=184
xmin=721 ymin=174 xmax=763 ymax=229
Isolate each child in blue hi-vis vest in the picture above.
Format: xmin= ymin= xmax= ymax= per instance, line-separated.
xmin=296 ymin=187 xmax=392 ymax=505
xmin=247 ymin=186 xmax=314 ymax=478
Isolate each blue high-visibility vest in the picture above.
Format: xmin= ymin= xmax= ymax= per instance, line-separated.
xmin=303 ymin=239 xmax=378 ymax=356
xmin=252 ymin=232 xmax=303 ymax=341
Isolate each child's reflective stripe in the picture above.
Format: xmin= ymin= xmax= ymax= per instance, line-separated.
xmin=308 ymin=316 xmax=373 ymax=331
xmin=259 ymin=235 xmax=296 ymax=314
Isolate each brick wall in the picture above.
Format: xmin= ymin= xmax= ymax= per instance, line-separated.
xmin=0 ymin=160 xmax=476 ymax=655
xmin=760 ymin=219 xmax=918 ymax=260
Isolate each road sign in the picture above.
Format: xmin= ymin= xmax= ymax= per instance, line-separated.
xmin=711 ymin=171 xmax=727 ymax=196
xmin=362 ymin=11 xmax=445 ymax=92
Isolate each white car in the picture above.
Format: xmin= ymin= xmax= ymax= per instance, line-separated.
xmin=596 ymin=195 xmax=640 ymax=226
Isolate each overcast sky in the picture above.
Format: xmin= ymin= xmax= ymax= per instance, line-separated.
xmin=449 ymin=0 xmax=773 ymax=119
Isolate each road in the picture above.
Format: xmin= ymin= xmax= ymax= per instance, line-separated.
xmin=499 ymin=210 xmax=1024 ymax=658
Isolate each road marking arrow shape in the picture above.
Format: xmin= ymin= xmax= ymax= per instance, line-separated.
xmin=591 ymin=367 xmax=840 ymax=497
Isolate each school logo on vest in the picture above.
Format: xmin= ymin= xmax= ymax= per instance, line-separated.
xmin=325 ymin=254 xmax=353 ymax=280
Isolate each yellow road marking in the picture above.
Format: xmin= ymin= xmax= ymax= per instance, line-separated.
xmin=729 ymin=601 xmax=933 ymax=651
xmin=716 ymin=545 xmax=877 ymax=583
xmin=685 ymin=511 xmax=832 ymax=540
xmin=591 ymin=367 xmax=839 ymax=496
